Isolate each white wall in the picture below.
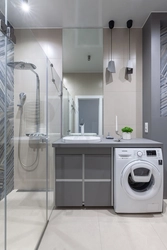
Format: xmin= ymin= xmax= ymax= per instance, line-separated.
xmin=64 ymin=73 xmax=103 ymax=99
xmin=103 ymin=28 xmax=142 ymax=138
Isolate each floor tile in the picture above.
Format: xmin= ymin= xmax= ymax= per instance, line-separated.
xmin=49 ymin=209 xmax=99 ymax=225
xmin=151 ymin=222 xmax=167 ymax=248
xmin=99 ymin=222 xmax=167 ymax=250
xmin=0 ymin=190 xmax=48 ymax=250
xmin=39 ymin=220 xmax=102 ymax=250
xmin=39 ymin=205 xmax=167 ymax=250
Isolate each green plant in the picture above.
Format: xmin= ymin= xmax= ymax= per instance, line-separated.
xmin=121 ymin=126 xmax=133 ymax=133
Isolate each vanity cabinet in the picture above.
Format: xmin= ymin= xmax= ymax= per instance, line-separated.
xmin=55 ymin=148 xmax=112 ymax=207
xmin=56 ymin=154 xmax=82 ymax=206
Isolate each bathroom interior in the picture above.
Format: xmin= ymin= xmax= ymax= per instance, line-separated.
xmin=1 ymin=0 xmax=167 ymax=250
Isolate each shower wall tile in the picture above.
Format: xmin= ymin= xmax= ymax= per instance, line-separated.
xmin=104 ymin=91 xmax=136 ymax=126
xmin=0 ymin=35 xmax=14 ymax=200
xmin=14 ymin=29 xmax=62 ymax=191
xmin=32 ymin=29 xmax=62 ymax=59
xmin=14 ymin=30 xmax=46 ymax=60
xmin=32 ymin=29 xmax=62 ymax=80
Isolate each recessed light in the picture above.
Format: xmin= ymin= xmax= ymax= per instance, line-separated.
xmin=21 ymin=0 xmax=30 ymax=12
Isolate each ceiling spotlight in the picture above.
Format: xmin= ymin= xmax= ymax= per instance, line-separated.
xmin=21 ymin=0 xmax=30 ymax=12
xmin=88 ymin=55 xmax=91 ymax=61
xmin=126 ymin=19 xmax=133 ymax=74
xmin=107 ymin=20 xmax=116 ymax=73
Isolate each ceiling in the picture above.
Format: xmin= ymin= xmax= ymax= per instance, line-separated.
xmin=0 ymin=0 xmax=167 ymax=28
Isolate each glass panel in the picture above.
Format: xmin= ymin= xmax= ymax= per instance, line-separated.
xmin=62 ymin=86 xmax=70 ymax=136
xmin=6 ymin=28 xmax=48 ymax=250
xmin=47 ymin=60 xmax=61 ymax=218
xmin=0 ymin=1 xmax=62 ymax=248
xmin=134 ymin=168 xmax=150 ymax=176
xmin=0 ymin=30 xmax=6 ymax=250
xmin=62 ymin=28 xmax=103 ymax=136
xmin=128 ymin=174 xmax=154 ymax=192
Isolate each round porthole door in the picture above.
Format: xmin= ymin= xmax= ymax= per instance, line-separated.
xmin=121 ymin=160 xmax=162 ymax=200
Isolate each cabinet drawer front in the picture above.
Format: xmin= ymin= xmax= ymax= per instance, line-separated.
xmin=56 ymin=182 xmax=82 ymax=206
xmin=85 ymin=182 xmax=111 ymax=206
xmin=85 ymin=155 xmax=111 ymax=179
xmin=56 ymin=155 xmax=82 ymax=179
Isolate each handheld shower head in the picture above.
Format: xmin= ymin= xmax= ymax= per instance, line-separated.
xmin=18 ymin=92 xmax=26 ymax=107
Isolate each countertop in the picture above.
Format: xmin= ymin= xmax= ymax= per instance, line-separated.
xmin=52 ymin=137 xmax=163 ymax=148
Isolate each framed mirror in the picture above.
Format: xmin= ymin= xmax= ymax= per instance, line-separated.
xmin=62 ymin=28 xmax=103 ymax=136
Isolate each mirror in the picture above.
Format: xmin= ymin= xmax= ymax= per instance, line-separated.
xmin=62 ymin=28 xmax=103 ymax=136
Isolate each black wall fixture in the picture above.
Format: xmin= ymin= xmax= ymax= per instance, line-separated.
xmin=126 ymin=19 xmax=133 ymax=74
xmin=107 ymin=20 xmax=116 ymax=73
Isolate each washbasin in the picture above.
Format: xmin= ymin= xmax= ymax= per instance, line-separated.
xmin=62 ymin=135 xmax=101 ymax=143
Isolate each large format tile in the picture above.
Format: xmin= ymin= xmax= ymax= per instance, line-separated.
xmin=99 ymin=222 xmax=167 ymax=250
xmin=49 ymin=209 xmax=99 ymax=225
xmin=97 ymin=208 xmax=152 ymax=224
xmin=39 ymin=219 xmax=102 ymax=250
xmin=39 ymin=206 xmax=167 ymax=250
xmin=104 ymin=91 xmax=136 ymax=126
xmin=151 ymin=222 xmax=167 ymax=248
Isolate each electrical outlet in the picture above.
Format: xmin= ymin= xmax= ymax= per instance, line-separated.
xmin=145 ymin=122 xmax=148 ymax=133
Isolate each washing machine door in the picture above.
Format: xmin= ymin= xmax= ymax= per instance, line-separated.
xmin=121 ymin=160 xmax=162 ymax=200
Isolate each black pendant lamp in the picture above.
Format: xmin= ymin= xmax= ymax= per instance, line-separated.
xmin=107 ymin=20 xmax=116 ymax=73
xmin=126 ymin=19 xmax=133 ymax=74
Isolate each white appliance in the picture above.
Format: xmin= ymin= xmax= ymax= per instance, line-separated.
xmin=114 ymin=148 xmax=163 ymax=213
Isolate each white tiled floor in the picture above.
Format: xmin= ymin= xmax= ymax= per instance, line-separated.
xmin=0 ymin=190 xmax=49 ymax=250
xmin=39 ymin=201 xmax=167 ymax=250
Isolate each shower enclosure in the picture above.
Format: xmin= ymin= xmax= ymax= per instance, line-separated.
xmin=0 ymin=2 xmax=62 ymax=250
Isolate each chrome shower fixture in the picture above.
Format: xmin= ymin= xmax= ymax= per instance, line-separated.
xmin=17 ymin=92 xmax=26 ymax=107
xmin=7 ymin=61 xmax=36 ymax=70
xmin=8 ymin=60 xmax=40 ymax=133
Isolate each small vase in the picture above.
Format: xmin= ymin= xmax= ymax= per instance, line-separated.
xmin=122 ymin=132 xmax=131 ymax=140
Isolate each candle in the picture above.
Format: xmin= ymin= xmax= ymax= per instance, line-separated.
xmin=116 ymin=115 xmax=118 ymax=131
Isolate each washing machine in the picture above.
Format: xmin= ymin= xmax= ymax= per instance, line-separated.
xmin=114 ymin=148 xmax=163 ymax=213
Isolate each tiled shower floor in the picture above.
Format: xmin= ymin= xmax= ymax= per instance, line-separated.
xmin=0 ymin=190 xmax=47 ymax=250
xmin=39 ymin=200 xmax=167 ymax=250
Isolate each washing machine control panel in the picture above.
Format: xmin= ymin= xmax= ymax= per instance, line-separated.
xmin=134 ymin=149 xmax=162 ymax=159
xmin=116 ymin=148 xmax=163 ymax=160
xmin=146 ymin=150 xmax=157 ymax=156
xmin=137 ymin=151 xmax=143 ymax=157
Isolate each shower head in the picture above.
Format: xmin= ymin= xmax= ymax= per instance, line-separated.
xmin=7 ymin=61 xmax=40 ymax=87
xmin=7 ymin=61 xmax=36 ymax=70
xmin=18 ymin=92 xmax=26 ymax=107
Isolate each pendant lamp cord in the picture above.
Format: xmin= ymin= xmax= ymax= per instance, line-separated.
xmin=129 ymin=28 xmax=130 ymax=60
xmin=111 ymin=30 xmax=112 ymax=59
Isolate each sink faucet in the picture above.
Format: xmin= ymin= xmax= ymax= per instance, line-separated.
xmin=80 ymin=123 xmax=85 ymax=135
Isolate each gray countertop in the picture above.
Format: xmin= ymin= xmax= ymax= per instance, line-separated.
xmin=52 ymin=137 xmax=163 ymax=148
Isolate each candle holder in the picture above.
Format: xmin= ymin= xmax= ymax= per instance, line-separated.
xmin=115 ymin=130 xmax=122 ymax=142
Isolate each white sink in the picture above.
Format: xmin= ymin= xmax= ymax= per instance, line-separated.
xmin=62 ymin=136 xmax=101 ymax=143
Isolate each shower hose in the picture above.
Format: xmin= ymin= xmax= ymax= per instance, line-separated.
xmin=18 ymin=107 xmax=39 ymax=171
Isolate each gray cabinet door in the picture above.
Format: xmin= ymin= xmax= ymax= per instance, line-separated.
xmin=55 ymin=149 xmax=112 ymax=207
xmin=56 ymin=182 xmax=82 ymax=206
xmin=56 ymin=155 xmax=82 ymax=179
xmin=85 ymin=182 xmax=111 ymax=206
xmin=85 ymin=155 xmax=111 ymax=179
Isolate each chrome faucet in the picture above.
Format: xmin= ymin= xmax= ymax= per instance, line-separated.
xmin=80 ymin=123 xmax=85 ymax=135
